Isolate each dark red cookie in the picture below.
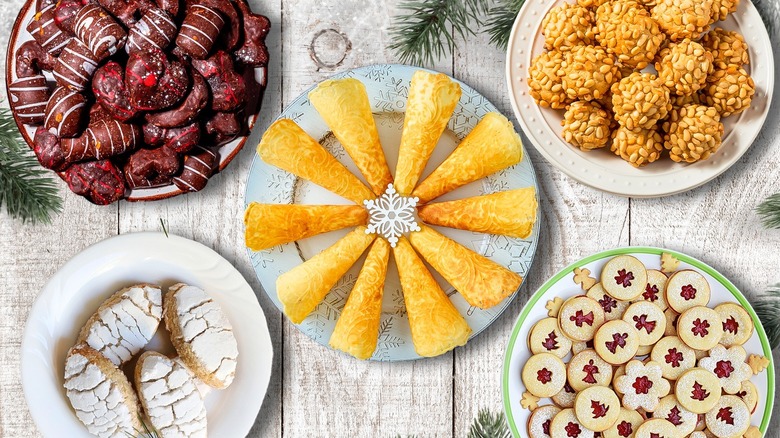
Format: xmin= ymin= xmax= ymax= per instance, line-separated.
xmin=127 ymin=8 xmax=178 ymax=54
xmin=45 ymin=86 xmax=87 ymax=138
xmin=124 ymin=145 xmax=181 ymax=188
xmin=93 ymin=62 xmax=137 ymax=121
xmin=16 ymin=41 xmax=57 ymax=78
xmin=9 ymin=75 xmax=51 ymax=125
xmin=145 ymin=69 xmax=208 ymax=128
xmin=176 ymin=4 xmax=225 ymax=59
xmin=88 ymin=103 xmax=115 ymax=124
xmin=205 ymin=111 xmax=242 ymax=145
xmin=26 ymin=2 xmax=72 ymax=56
xmin=53 ymin=39 xmax=100 ymax=91
xmin=33 ymin=127 xmax=69 ymax=171
xmin=199 ymin=0 xmax=241 ymax=49
xmin=192 ymin=51 xmax=247 ymax=112
xmin=126 ymin=48 xmax=190 ymax=111
xmin=173 ymin=145 xmax=217 ymax=192
xmin=65 ymin=159 xmax=126 ymax=205
xmin=234 ymin=0 xmax=270 ymax=67
xmin=74 ymin=3 xmax=127 ymax=60
xmin=144 ymin=122 xmax=200 ymax=153
xmin=54 ymin=0 xmax=88 ymax=34
xmin=96 ymin=0 xmax=156 ymax=27
xmin=61 ymin=119 xmax=141 ymax=162
xmin=154 ymin=0 xmax=180 ymax=16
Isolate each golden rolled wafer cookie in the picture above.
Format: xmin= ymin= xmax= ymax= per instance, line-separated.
xmin=416 ymin=187 xmax=537 ymax=239
xmin=257 ymin=119 xmax=375 ymax=204
xmin=309 ymin=78 xmax=393 ymax=195
xmin=329 ymin=238 xmax=390 ymax=360
xmin=412 ymin=112 xmax=523 ymax=204
xmin=277 ymin=226 xmax=376 ymax=324
xmin=394 ymin=70 xmax=461 ymax=195
xmin=244 ymin=203 xmax=368 ymax=251
xmin=393 ymin=236 xmax=471 ymax=357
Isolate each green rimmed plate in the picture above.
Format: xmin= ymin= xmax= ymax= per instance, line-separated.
xmin=502 ymin=247 xmax=774 ymax=436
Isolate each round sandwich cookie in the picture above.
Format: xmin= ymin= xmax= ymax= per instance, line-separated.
xmin=530 ymin=317 xmax=573 ymax=359
xmin=612 ymin=364 xmax=625 ymax=396
xmin=675 ymin=368 xmax=722 ymax=414
xmin=633 ymin=418 xmax=677 ymax=438
xmin=654 ymin=394 xmax=698 ymax=435
xmin=527 ymin=405 xmax=561 ymax=438
xmin=614 ymin=360 xmax=670 ymax=412
xmin=635 ymin=344 xmax=653 ymax=356
xmin=663 ymin=308 xmax=679 ymax=336
xmin=552 ymin=381 xmax=577 ymax=408
xmin=550 ymin=408 xmax=595 ymax=438
xmin=698 ymin=345 xmax=752 ymax=394
xmin=677 ymin=306 xmax=724 ymax=351
xmin=602 ymin=407 xmax=644 ymax=438
xmin=736 ymin=380 xmax=758 ymax=414
xmin=639 ymin=269 xmax=669 ymax=311
xmin=666 ymin=270 xmax=711 ymax=313
xmin=594 ymin=319 xmax=640 ymax=364
xmin=559 ymin=296 xmax=606 ymax=341
xmin=601 ymin=255 xmax=648 ymax=300
xmin=622 ymin=301 xmax=666 ymax=346
xmin=650 ymin=335 xmax=697 ymax=380
xmin=568 ymin=349 xmax=613 ymax=392
xmin=714 ymin=303 xmax=754 ymax=347
xmin=522 ymin=352 xmax=567 ymax=398
xmin=587 ymin=283 xmax=630 ymax=322
xmin=688 ymin=432 xmax=709 ymax=438
xmin=574 ymin=385 xmax=621 ymax=432
xmin=704 ymin=395 xmax=751 ymax=438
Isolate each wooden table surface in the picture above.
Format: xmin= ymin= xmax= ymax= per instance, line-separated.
xmin=2 ymin=0 xmax=780 ymax=436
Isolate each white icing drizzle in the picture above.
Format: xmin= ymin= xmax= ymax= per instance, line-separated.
xmin=192 ymin=5 xmax=224 ymax=32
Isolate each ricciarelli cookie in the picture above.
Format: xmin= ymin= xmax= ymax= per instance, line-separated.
xmin=522 ymin=352 xmax=567 ymax=397
xmin=601 ymin=255 xmax=648 ymax=300
xmin=675 ymin=368 xmax=722 ymax=414
xmin=654 ymin=394 xmax=698 ymax=435
xmin=559 ymin=296 xmax=606 ymax=341
xmin=736 ymin=380 xmax=758 ymax=414
xmin=666 ymin=270 xmax=711 ymax=313
xmin=677 ymin=306 xmax=724 ymax=351
xmin=639 ymin=269 xmax=669 ymax=311
xmin=698 ymin=345 xmax=752 ymax=394
xmin=602 ymin=407 xmax=643 ymax=438
xmin=530 ymin=317 xmax=573 ymax=359
xmin=594 ymin=319 xmax=640 ymax=364
xmin=614 ymin=360 xmax=670 ymax=412
xmin=633 ymin=418 xmax=677 ymax=438
xmin=552 ymin=381 xmax=577 ymax=408
xmin=714 ymin=303 xmax=754 ymax=347
xmin=650 ymin=335 xmax=696 ymax=380
xmin=550 ymin=408 xmax=595 ymax=438
xmin=528 ymin=405 xmax=561 ymax=438
xmin=568 ymin=349 xmax=613 ymax=392
xmin=622 ymin=302 xmax=666 ymax=346
xmin=704 ymin=395 xmax=750 ymax=437
xmin=587 ymin=283 xmax=630 ymax=322
xmin=574 ymin=385 xmax=620 ymax=432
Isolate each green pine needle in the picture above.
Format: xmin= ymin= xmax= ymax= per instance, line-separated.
xmin=468 ymin=408 xmax=510 ymax=438
xmin=753 ymin=284 xmax=780 ymax=350
xmin=484 ymin=0 xmax=525 ymax=50
xmin=757 ymin=193 xmax=780 ymax=229
xmin=0 ymin=107 xmax=62 ymax=224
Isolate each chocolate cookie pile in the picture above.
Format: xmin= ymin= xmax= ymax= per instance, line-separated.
xmin=8 ymin=0 xmax=270 ymax=204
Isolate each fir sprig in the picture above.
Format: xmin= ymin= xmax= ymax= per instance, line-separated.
xmin=468 ymin=409 xmax=510 ymax=438
xmin=484 ymin=0 xmax=525 ymax=50
xmin=757 ymin=193 xmax=780 ymax=229
xmin=753 ymin=284 xmax=780 ymax=349
xmin=0 ymin=107 xmax=62 ymax=223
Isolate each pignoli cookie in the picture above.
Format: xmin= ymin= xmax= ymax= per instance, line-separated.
xmin=633 ymin=418 xmax=677 ymax=438
xmin=639 ymin=269 xmax=669 ymax=311
xmin=601 ymin=255 xmax=648 ymax=300
xmin=677 ymin=306 xmax=724 ymax=351
xmin=714 ymin=303 xmax=754 ymax=347
xmin=666 ymin=270 xmax=711 ymax=313
xmin=698 ymin=345 xmax=752 ymax=394
xmin=550 ymin=408 xmax=595 ymax=438
xmin=559 ymin=296 xmax=606 ymax=341
xmin=527 ymin=405 xmax=561 ymax=438
xmin=568 ymin=349 xmax=613 ymax=392
xmin=594 ymin=319 xmax=640 ymax=364
xmin=522 ymin=352 xmax=568 ymax=397
xmin=654 ymin=394 xmax=698 ymax=435
xmin=650 ymin=335 xmax=696 ymax=380
xmin=704 ymin=395 xmax=750 ymax=438
xmin=622 ymin=301 xmax=666 ymax=346
xmin=587 ymin=283 xmax=630 ymax=322
xmin=602 ymin=407 xmax=644 ymax=438
xmin=675 ymin=368 xmax=722 ymax=414
xmin=614 ymin=360 xmax=670 ymax=412
xmin=574 ymin=385 xmax=621 ymax=432
xmin=529 ymin=317 xmax=573 ymax=359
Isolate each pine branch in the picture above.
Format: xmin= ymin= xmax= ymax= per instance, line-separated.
xmin=467 ymin=408 xmax=510 ymax=438
xmin=0 ymin=107 xmax=62 ymax=224
xmin=753 ymin=284 xmax=780 ymax=350
xmin=484 ymin=0 xmax=525 ymax=50
xmin=757 ymin=193 xmax=780 ymax=229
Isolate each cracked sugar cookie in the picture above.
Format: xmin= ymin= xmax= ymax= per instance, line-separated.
xmin=559 ymin=295 xmax=606 ymax=341
xmin=164 ymin=283 xmax=239 ymax=389
xmin=594 ymin=319 xmax=640 ymax=364
xmin=587 ymin=283 xmax=631 ymax=322
xmin=568 ymin=349 xmax=613 ymax=392
xmin=698 ymin=345 xmax=752 ymax=394
xmin=614 ymin=360 xmax=670 ymax=412
xmin=529 ymin=317 xmax=573 ymax=358
xmin=527 ymin=405 xmax=561 ymax=438
xmin=64 ymin=344 xmax=142 ymax=438
xmin=622 ymin=301 xmax=666 ymax=346
xmin=650 ymin=336 xmax=696 ymax=380
xmin=77 ymin=283 xmax=163 ymax=366
xmin=666 ymin=270 xmax=711 ymax=313
xmin=550 ymin=408 xmax=595 ymax=438
xmin=714 ymin=303 xmax=754 ymax=347
xmin=634 ymin=418 xmax=677 ymax=438
xmin=654 ymin=394 xmax=698 ymax=435
xmin=705 ymin=395 xmax=751 ymax=437
xmin=522 ymin=352 xmax=568 ymax=397
xmin=675 ymin=368 xmax=722 ymax=414
xmin=677 ymin=306 xmax=723 ymax=351
xmin=602 ymin=407 xmax=644 ymax=438
xmin=135 ymin=351 xmax=207 ymax=438
xmin=601 ymin=255 xmax=648 ymax=300
xmin=574 ymin=385 xmax=621 ymax=432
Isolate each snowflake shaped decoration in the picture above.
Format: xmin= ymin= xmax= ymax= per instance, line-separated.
xmin=364 ymin=184 xmax=421 ymax=247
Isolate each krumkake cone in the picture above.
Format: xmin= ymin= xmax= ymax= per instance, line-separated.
xmin=309 ymin=78 xmax=393 ymax=196
xmin=244 ymin=203 xmax=368 ymax=251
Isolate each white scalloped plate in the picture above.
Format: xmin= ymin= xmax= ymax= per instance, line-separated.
xmin=506 ymin=0 xmax=774 ymax=197
xmin=21 ymin=232 xmax=273 ymax=437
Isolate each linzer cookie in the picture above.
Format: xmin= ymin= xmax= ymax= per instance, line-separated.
xmin=529 ymin=317 xmax=573 ymax=358
xmin=638 ymin=269 xmax=669 ymax=311
xmin=650 ymin=335 xmax=696 ymax=380
xmin=666 ymin=270 xmax=711 ymax=313
xmin=602 ymin=407 xmax=644 ymax=438
xmin=737 ymin=380 xmax=759 ymax=414
xmin=715 ymin=303 xmax=754 ymax=347
xmin=527 ymin=405 xmax=561 ymax=438
xmin=654 ymin=394 xmax=698 ymax=435
xmin=568 ymin=349 xmax=613 ymax=391
xmin=522 ymin=352 xmax=567 ymax=397
xmin=622 ymin=301 xmax=666 ymax=346
xmin=587 ymin=283 xmax=630 ymax=322
xmin=552 ymin=381 xmax=577 ymax=408
xmin=677 ymin=306 xmax=723 ymax=351
xmin=675 ymin=368 xmax=722 ymax=414
xmin=614 ymin=360 xmax=670 ymax=411
xmin=550 ymin=408 xmax=595 ymax=438
xmin=698 ymin=345 xmax=752 ymax=394
xmin=594 ymin=319 xmax=640 ymax=364
xmin=573 ymin=385 xmax=620 ymax=432
xmin=601 ymin=255 xmax=647 ymax=300
xmin=8 ymin=75 xmax=50 ymax=125
xmin=633 ymin=418 xmax=677 ymax=438
xmin=704 ymin=395 xmax=751 ymax=437
xmin=74 ymin=4 xmax=127 ymax=60
xmin=558 ymin=296 xmax=606 ymax=341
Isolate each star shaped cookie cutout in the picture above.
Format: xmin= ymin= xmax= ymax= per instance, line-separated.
xmin=661 ymin=253 xmax=680 ymax=274
xmin=747 ymin=354 xmax=769 ymax=374
xmin=521 ymin=391 xmax=540 ymax=410
xmin=573 ymin=268 xmax=597 ymax=291
xmin=546 ymin=297 xmax=564 ymax=317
